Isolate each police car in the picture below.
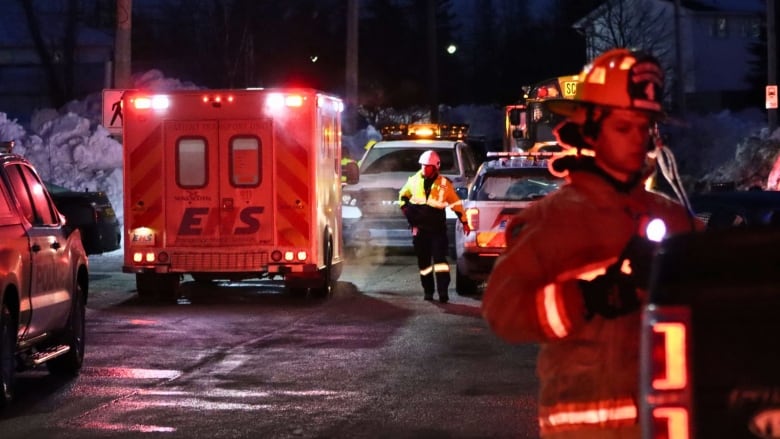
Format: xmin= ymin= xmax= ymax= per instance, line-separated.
xmin=341 ymin=123 xmax=479 ymax=256
xmin=0 ymin=141 xmax=89 ymax=409
xmin=454 ymin=152 xmax=564 ymax=295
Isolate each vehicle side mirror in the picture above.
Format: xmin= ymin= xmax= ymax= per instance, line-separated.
xmin=342 ymin=161 xmax=359 ymax=185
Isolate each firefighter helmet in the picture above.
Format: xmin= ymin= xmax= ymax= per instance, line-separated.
xmin=418 ymin=150 xmax=441 ymax=169
xmin=546 ymin=48 xmax=665 ymax=119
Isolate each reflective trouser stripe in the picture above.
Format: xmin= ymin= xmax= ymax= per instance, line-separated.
xmin=433 ymin=262 xmax=449 ymax=273
xmin=536 ymin=283 xmax=571 ymax=338
xmin=420 ymin=266 xmax=433 ymax=276
xmin=539 ymin=400 xmax=638 ymax=434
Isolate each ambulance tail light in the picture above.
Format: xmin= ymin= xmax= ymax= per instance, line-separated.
xmin=641 ymin=305 xmax=692 ymax=439
xmin=132 ymin=251 xmax=156 ymax=264
xmin=280 ymin=250 xmax=308 ymax=262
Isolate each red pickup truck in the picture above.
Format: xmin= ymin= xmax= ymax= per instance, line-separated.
xmin=0 ymin=141 xmax=89 ymax=409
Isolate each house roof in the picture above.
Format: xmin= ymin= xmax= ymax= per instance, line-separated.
xmin=574 ymin=0 xmax=763 ymax=30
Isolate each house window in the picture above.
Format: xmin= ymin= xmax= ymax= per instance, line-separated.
xmin=751 ymin=19 xmax=762 ymax=38
xmin=712 ymin=17 xmax=728 ymax=38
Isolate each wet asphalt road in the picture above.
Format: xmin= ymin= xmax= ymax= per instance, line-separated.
xmin=0 ymin=249 xmax=540 ymax=439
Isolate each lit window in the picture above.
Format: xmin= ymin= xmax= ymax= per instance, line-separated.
xmin=230 ymin=137 xmax=261 ymax=187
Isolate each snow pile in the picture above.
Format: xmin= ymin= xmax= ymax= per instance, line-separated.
xmin=0 ymin=70 xmax=205 ymax=227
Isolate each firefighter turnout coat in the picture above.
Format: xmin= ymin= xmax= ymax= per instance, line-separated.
xmin=398 ymin=170 xmax=465 ymax=230
xmin=482 ymin=168 xmax=699 ymax=438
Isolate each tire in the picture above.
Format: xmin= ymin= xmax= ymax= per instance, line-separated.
xmin=455 ymin=266 xmax=479 ymax=296
xmin=47 ymin=277 xmax=86 ymax=377
xmin=136 ymin=273 xmax=181 ymax=301
xmin=0 ymin=302 xmax=16 ymax=409
xmin=310 ymin=233 xmax=334 ymax=299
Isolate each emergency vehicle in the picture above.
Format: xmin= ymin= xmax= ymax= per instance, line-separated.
xmin=504 ymin=74 xmax=578 ymax=152
xmin=454 ymin=151 xmax=564 ymax=295
xmin=121 ymin=88 xmax=349 ymax=299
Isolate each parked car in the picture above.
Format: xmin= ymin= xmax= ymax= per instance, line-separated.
xmin=454 ymin=152 xmax=564 ymax=295
xmin=341 ymin=123 xmax=479 ymax=256
xmin=0 ymin=140 xmax=89 ymax=409
xmin=689 ymin=189 xmax=780 ymax=230
xmin=45 ymin=181 xmax=121 ymax=254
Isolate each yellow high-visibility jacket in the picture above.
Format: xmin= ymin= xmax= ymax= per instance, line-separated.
xmin=398 ymin=170 xmax=465 ymax=232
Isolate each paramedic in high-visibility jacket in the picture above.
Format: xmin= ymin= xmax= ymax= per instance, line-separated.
xmin=482 ymin=48 xmax=703 ymax=438
xmin=399 ymin=150 xmax=470 ymax=303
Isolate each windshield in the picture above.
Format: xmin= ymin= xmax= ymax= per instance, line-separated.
xmin=529 ymin=102 xmax=565 ymax=143
xmin=474 ymin=172 xmax=563 ymax=201
xmin=360 ymin=147 xmax=459 ymax=175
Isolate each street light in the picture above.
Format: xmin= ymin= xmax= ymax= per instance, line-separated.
xmin=446 ymin=44 xmax=457 ymax=55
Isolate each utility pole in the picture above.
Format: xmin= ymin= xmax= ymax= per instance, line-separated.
xmin=345 ymin=0 xmax=359 ymax=134
xmin=114 ymin=0 xmax=132 ymax=88
xmin=769 ymin=0 xmax=777 ymax=133
xmin=427 ymin=0 xmax=439 ymax=123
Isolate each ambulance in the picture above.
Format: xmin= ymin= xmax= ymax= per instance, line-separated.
xmin=121 ymin=88 xmax=352 ymax=299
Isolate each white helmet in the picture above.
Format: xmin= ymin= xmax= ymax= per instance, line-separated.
xmin=418 ymin=150 xmax=441 ymax=169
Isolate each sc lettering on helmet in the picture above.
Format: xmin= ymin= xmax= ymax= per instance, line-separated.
xmin=178 ymin=206 xmax=265 ymax=235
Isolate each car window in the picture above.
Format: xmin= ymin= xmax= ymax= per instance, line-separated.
xmin=476 ymin=173 xmax=563 ymax=201
xmin=5 ymin=164 xmax=35 ymax=223
xmin=0 ymin=181 xmax=17 ymax=224
xmin=20 ymin=164 xmax=58 ymax=225
xmin=44 ymin=181 xmax=72 ymax=194
xmin=459 ymin=145 xmax=478 ymax=177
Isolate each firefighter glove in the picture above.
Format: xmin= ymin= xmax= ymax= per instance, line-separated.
xmin=617 ymin=235 xmax=657 ymax=290
xmin=579 ymin=267 xmax=641 ymax=320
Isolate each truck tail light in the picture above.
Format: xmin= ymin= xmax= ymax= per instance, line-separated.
xmin=652 ymin=322 xmax=688 ymax=390
xmin=466 ymin=207 xmax=479 ymax=230
xmin=653 ymin=407 xmax=690 ymax=439
xmin=641 ymin=305 xmax=692 ymax=439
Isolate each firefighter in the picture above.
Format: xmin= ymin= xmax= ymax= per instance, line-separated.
xmin=481 ymin=48 xmax=703 ymax=438
xmin=399 ymin=150 xmax=470 ymax=303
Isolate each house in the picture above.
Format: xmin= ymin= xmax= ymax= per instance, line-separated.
xmin=0 ymin=1 xmax=113 ymax=123
xmin=573 ymin=0 xmax=764 ymax=112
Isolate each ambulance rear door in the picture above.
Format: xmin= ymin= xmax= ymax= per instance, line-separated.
xmin=163 ymin=119 xmax=275 ymax=249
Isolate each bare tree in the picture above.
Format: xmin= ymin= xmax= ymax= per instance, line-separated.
xmin=19 ymin=0 xmax=80 ymax=107
xmin=584 ymin=0 xmax=673 ymax=60
xmin=576 ymin=0 xmax=683 ymax=106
